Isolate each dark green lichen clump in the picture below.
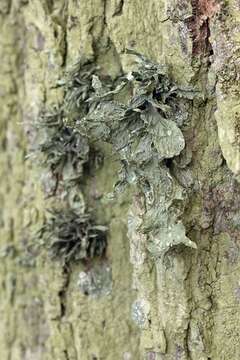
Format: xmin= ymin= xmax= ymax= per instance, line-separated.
xmin=33 ymin=62 xmax=108 ymax=264
xmin=39 ymin=209 xmax=107 ymax=263
xmin=59 ymin=59 xmax=112 ymax=124
xmin=61 ymin=60 xmax=98 ymax=120
xmin=36 ymin=108 xmax=89 ymax=183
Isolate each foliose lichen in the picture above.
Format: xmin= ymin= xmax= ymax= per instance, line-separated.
xmin=58 ymin=59 xmax=113 ymax=126
xmin=34 ymin=49 xmax=198 ymax=263
xmin=74 ymin=50 xmax=197 ymax=256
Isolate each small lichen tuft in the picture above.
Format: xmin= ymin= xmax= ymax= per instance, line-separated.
xmin=39 ymin=209 xmax=107 ymax=263
xmin=35 ymin=108 xmax=89 ymax=184
xmin=59 ymin=59 xmax=113 ymax=125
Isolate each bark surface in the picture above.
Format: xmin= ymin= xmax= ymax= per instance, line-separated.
xmin=0 ymin=1 xmax=240 ymax=359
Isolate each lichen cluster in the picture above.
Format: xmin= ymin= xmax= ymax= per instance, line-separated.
xmin=36 ymin=50 xmax=197 ymax=263
xmin=76 ymin=50 xmax=197 ymax=255
xmin=36 ymin=108 xmax=89 ymax=183
xmin=35 ymin=61 xmax=107 ymax=264
xmin=39 ymin=209 xmax=107 ymax=262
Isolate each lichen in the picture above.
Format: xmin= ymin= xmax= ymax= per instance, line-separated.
xmin=32 ymin=62 xmax=109 ymax=264
xmin=78 ymin=262 xmax=112 ymax=297
xmin=75 ymin=50 xmax=197 ymax=255
xmin=39 ymin=208 xmax=107 ymax=263
xmin=58 ymin=59 xmax=114 ymax=126
xmin=34 ymin=107 xmax=89 ymax=186
xmin=131 ymin=298 xmax=150 ymax=328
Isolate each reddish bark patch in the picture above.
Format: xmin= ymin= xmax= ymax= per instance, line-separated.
xmin=185 ymin=0 xmax=220 ymax=56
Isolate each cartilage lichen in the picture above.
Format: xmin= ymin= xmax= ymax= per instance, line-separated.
xmin=59 ymin=59 xmax=113 ymax=125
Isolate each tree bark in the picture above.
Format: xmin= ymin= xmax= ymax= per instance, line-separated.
xmin=0 ymin=1 xmax=240 ymax=359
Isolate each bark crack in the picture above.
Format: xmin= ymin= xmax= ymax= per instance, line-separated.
xmin=112 ymin=0 xmax=124 ymax=17
xmin=102 ymin=0 xmax=107 ymax=26
xmin=185 ymin=0 xmax=219 ymax=57
xmin=58 ymin=265 xmax=70 ymax=318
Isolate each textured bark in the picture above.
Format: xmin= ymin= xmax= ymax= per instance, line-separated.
xmin=0 ymin=1 xmax=240 ymax=359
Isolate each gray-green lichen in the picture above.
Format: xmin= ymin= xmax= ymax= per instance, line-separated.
xmin=75 ymin=50 xmax=197 ymax=255
xmin=34 ymin=108 xmax=89 ymax=187
xmin=33 ymin=62 xmax=109 ymax=264
xmin=39 ymin=208 xmax=107 ymax=263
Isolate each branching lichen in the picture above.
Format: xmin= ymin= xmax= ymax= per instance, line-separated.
xmin=35 ymin=108 xmax=89 ymax=184
xmin=59 ymin=59 xmax=113 ymax=125
xmin=39 ymin=209 xmax=107 ymax=263
xmin=33 ymin=62 xmax=108 ymax=263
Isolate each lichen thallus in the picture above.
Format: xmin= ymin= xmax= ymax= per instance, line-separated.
xmin=36 ymin=50 xmax=197 ymax=263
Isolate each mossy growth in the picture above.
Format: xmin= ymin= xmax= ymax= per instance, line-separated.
xmin=39 ymin=208 xmax=107 ymax=263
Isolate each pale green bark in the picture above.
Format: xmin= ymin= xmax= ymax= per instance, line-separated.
xmin=0 ymin=1 xmax=240 ymax=359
